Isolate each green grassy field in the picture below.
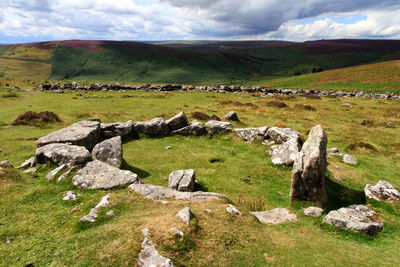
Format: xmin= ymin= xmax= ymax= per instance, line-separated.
xmin=1 ymin=88 xmax=400 ymax=266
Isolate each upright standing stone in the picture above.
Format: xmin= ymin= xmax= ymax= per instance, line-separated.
xmin=290 ymin=125 xmax=328 ymax=206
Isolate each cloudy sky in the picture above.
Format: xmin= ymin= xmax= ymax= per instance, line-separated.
xmin=1 ymin=0 xmax=400 ymax=43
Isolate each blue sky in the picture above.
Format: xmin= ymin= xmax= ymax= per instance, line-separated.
xmin=0 ymin=0 xmax=400 ymax=43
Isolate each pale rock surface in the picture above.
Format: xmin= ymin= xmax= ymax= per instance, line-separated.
xmin=100 ymin=120 xmax=134 ymax=138
xmin=303 ymin=207 xmax=324 ymax=217
xmin=23 ymin=168 xmax=37 ymax=174
xmin=46 ymin=164 xmax=67 ymax=180
xmin=36 ymin=119 xmax=101 ymax=150
xmin=166 ymin=111 xmax=189 ymax=131
xmin=271 ymin=138 xmax=301 ymax=165
xmin=226 ymin=204 xmax=241 ymax=216
xmin=343 ymin=154 xmax=358 ymax=165
xmin=80 ymin=194 xmax=111 ymax=222
xmin=204 ymin=120 xmax=233 ymax=135
xmin=323 ymin=205 xmax=383 ymax=235
xmin=57 ymin=166 xmax=78 ymax=182
xmin=0 ymin=160 xmax=13 ymax=168
xmin=138 ymin=228 xmax=174 ymax=267
xmin=168 ymin=169 xmax=196 ymax=192
xmin=63 ymin=191 xmax=78 ymax=200
xmin=176 ymin=207 xmax=192 ymax=225
xmin=134 ymin=118 xmax=170 ymax=136
xmin=170 ymin=120 xmax=205 ymax=136
xmin=364 ymin=180 xmax=400 ymax=201
xmin=72 ymin=160 xmax=141 ymax=189
xmin=251 ymin=208 xmax=297 ymax=224
xmin=92 ymin=136 xmax=123 ymax=168
xmin=36 ymin=143 xmax=91 ymax=167
xmin=170 ymin=227 xmax=184 ymax=237
xmin=17 ymin=156 xmax=36 ymax=169
xmin=266 ymin=127 xmax=301 ymax=144
xmin=234 ymin=126 xmax=268 ymax=142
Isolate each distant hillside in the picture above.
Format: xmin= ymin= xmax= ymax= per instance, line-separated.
xmin=0 ymin=39 xmax=400 ymax=85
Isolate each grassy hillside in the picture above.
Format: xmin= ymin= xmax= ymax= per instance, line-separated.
xmin=1 ymin=39 xmax=400 ymax=87
xmin=1 ymin=89 xmax=400 ymax=266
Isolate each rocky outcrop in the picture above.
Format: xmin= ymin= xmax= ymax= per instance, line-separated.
xmin=290 ymin=125 xmax=328 ymax=206
xmin=303 ymin=207 xmax=324 ymax=217
xmin=251 ymin=208 xmax=297 ymax=224
xmin=323 ymin=205 xmax=383 ymax=235
xmin=166 ymin=111 xmax=189 ymax=131
xmin=204 ymin=120 xmax=233 ymax=135
xmin=170 ymin=121 xmax=205 ymax=136
xmin=266 ymin=127 xmax=301 ymax=144
xmin=222 ymin=111 xmax=240 ymax=122
xmin=364 ymin=180 xmax=400 ymax=201
xmin=233 ymin=126 xmax=268 ymax=142
xmin=176 ymin=207 xmax=192 ymax=225
xmin=134 ymin=118 xmax=170 ymax=136
xmin=129 ymin=183 xmax=224 ymax=201
xmin=92 ymin=136 xmax=123 ymax=168
xmin=138 ymin=228 xmax=174 ymax=267
xmin=168 ymin=169 xmax=196 ymax=192
xmin=270 ymin=138 xmax=301 ymax=165
xmin=36 ymin=143 xmax=91 ymax=167
xmin=72 ymin=160 xmax=142 ymax=189
xmin=100 ymin=120 xmax=134 ymax=138
xmin=36 ymin=119 xmax=101 ymax=150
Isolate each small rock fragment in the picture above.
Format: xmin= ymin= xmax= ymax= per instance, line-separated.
xmin=176 ymin=207 xmax=192 ymax=225
xmin=23 ymin=167 xmax=37 ymax=174
xmin=46 ymin=164 xmax=67 ymax=180
xmin=165 ymin=146 xmax=172 ymax=150
xmin=343 ymin=154 xmax=357 ymax=165
xmin=303 ymin=207 xmax=324 ymax=217
xmin=222 ymin=111 xmax=240 ymax=122
xmin=0 ymin=160 xmax=13 ymax=168
xmin=63 ymin=191 xmax=78 ymax=200
xmin=170 ymin=227 xmax=184 ymax=237
xmin=138 ymin=228 xmax=174 ymax=267
xmin=106 ymin=210 xmax=115 ymax=216
xmin=251 ymin=208 xmax=297 ymax=224
xmin=17 ymin=156 xmax=36 ymax=169
xmin=57 ymin=166 xmax=78 ymax=182
xmin=226 ymin=204 xmax=241 ymax=216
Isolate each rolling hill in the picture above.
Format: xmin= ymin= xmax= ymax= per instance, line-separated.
xmin=0 ymin=39 xmax=400 ymax=87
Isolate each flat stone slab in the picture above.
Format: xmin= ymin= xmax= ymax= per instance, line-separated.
xmin=36 ymin=143 xmax=91 ymax=167
xmin=168 ymin=169 xmax=196 ymax=192
xmin=266 ymin=127 xmax=301 ymax=144
xmin=134 ymin=118 xmax=170 ymax=136
xmin=72 ymin=160 xmax=142 ymax=189
xmin=364 ymin=180 xmax=400 ymax=201
xmin=129 ymin=183 xmax=224 ymax=201
xmin=233 ymin=126 xmax=268 ymax=142
xmin=204 ymin=120 xmax=233 ymax=135
xmin=36 ymin=119 xmax=101 ymax=150
xmin=170 ymin=121 xmax=205 ymax=136
xmin=251 ymin=208 xmax=297 ymax=224
xmin=304 ymin=207 xmax=324 ymax=217
xmin=100 ymin=120 xmax=134 ymax=138
xmin=323 ymin=205 xmax=383 ymax=235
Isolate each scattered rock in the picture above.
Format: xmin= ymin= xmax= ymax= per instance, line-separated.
xmin=166 ymin=111 xmax=189 ymax=131
xmin=290 ymin=125 xmax=328 ymax=206
xmin=17 ymin=156 xmax=36 ymax=169
xmin=204 ymin=120 xmax=233 ymax=135
xmin=46 ymin=164 xmax=67 ymax=180
xmin=134 ymin=118 xmax=170 ymax=136
xmin=100 ymin=120 xmax=134 ymax=138
xmin=72 ymin=160 xmax=142 ymax=189
xmin=23 ymin=168 xmax=37 ymax=174
xmin=342 ymin=103 xmax=353 ymax=108
xmin=170 ymin=227 xmax=184 ymax=237
xmin=63 ymin=191 xmax=78 ymax=200
xmin=165 ymin=146 xmax=172 ymax=150
xmin=233 ymin=126 xmax=268 ymax=142
xmin=168 ymin=169 xmax=196 ymax=192
xmin=270 ymin=138 xmax=301 ymax=165
xmin=251 ymin=208 xmax=297 ymax=224
xmin=303 ymin=207 xmax=324 ymax=217
xmin=129 ymin=183 xmax=224 ymax=201
xmin=36 ymin=143 xmax=91 ymax=167
xmin=343 ymin=154 xmax=357 ymax=165
xmin=36 ymin=119 xmax=101 ymax=150
xmin=80 ymin=194 xmax=111 ymax=223
xmin=266 ymin=127 xmax=301 ymax=144
xmin=176 ymin=207 xmax=192 ymax=225
xmin=57 ymin=166 xmax=78 ymax=182
xmin=205 ymin=209 xmax=212 ymax=213
xmin=226 ymin=204 xmax=241 ymax=216
xmin=222 ymin=111 xmax=240 ymax=122
xmin=106 ymin=210 xmax=115 ymax=216
xmin=138 ymin=228 xmax=174 ymax=267
xmin=323 ymin=205 xmax=383 ymax=235
xmin=170 ymin=120 xmax=205 ymax=136
xmin=92 ymin=136 xmax=123 ymax=168
xmin=364 ymin=180 xmax=400 ymax=201
xmin=0 ymin=160 xmax=13 ymax=168
xmin=327 ymin=148 xmax=339 ymax=153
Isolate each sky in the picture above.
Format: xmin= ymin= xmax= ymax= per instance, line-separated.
xmin=1 ymin=0 xmax=400 ymax=43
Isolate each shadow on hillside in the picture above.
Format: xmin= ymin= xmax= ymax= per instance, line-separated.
xmin=121 ymin=159 xmax=151 ymax=179
xmin=325 ymin=173 xmax=366 ymax=211
xmin=193 ymin=181 xmax=209 ymax=192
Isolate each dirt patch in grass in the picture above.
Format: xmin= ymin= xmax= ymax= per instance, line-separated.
xmin=295 ymin=104 xmax=316 ymax=111
xmin=347 ymin=141 xmax=377 ymax=152
xmin=219 ymin=100 xmax=259 ymax=108
xmin=1 ymin=92 xmax=19 ymax=98
xmin=264 ymin=101 xmax=287 ymax=108
xmin=191 ymin=111 xmax=211 ymax=121
xmin=12 ymin=111 xmax=61 ymax=127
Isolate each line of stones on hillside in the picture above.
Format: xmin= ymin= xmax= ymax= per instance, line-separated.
xmin=39 ymin=82 xmax=400 ymax=99
xmin=8 ymin=110 xmax=399 ymax=252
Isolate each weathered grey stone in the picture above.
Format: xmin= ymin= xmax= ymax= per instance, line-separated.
xmin=100 ymin=120 xmax=134 ymax=138
xmin=271 ymin=138 xmax=301 ymax=165
xmin=327 ymin=148 xmax=339 ymax=153
xmin=170 ymin=227 xmax=184 ymax=237
xmin=323 ymin=205 xmax=383 ymax=235
xmin=138 ymin=228 xmax=174 ymax=267
xmin=226 ymin=204 xmax=241 ymax=216
xmin=204 ymin=120 xmax=233 ymax=135
xmin=57 ymin=166 xmax=78 ymax=182
xmin=176 ymin=207 xmax=192 ymax=225
xmin=222 ymin=111 xmax=240 ymax=122
xmin=106 ymin=210 xmax=115 ymax=216
xmin=166 ymin=111 xmax=189 ymax=131
xmin=36 ymin=119 xmax=101 ymax=150
xmin=364 ymin=180 xmax=400 ymax=201
xmin=46 ymin=164 xmax=67 ymax=180
xmin=165 ymin=146 xmax=172 ymax=150
xmin=266 ymin=127 xmax=301 ymax=144
xmin=17 ymin=156 xmax=36 ymax=169
xmin=343 ymin=154 xmax=357 ymax=165
xmin=233 ymin=126 xmax=268 ymax=142
xmin=342 ymin=103 xmax=353 ymax=108
xmin=92 ymin=136 xmax=123 ymax=168
xmin=304 ymin=207 xmax=324 ymax=217
xmin=80 ymin=194 xmax=111 ymax=222
xmin=129 ymin=183 xmax=224 ymax=201
xmin=63 ymin=191 xmax=78 ymax=200
xmin=168 ymin=169 xmax=196 ymax=192
xmin=251 ymin=208 xmax=297 ymax=224
xmin=290 ymin=125 xmax=328 ymax=206
xmin=170 ymin=120 xmax=205 ymax=136
xmin=72 ymin=160 xmax=142 ymax=189
xmin=0 ymin=160 xmax=13 ymax=168
xmin=134 ymin=118 xmax=170 ymax=136
xmin=36 ymin=143 xmax=91 ymax=167
xmin=23 ymin=167 xmax=37 ymax=174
